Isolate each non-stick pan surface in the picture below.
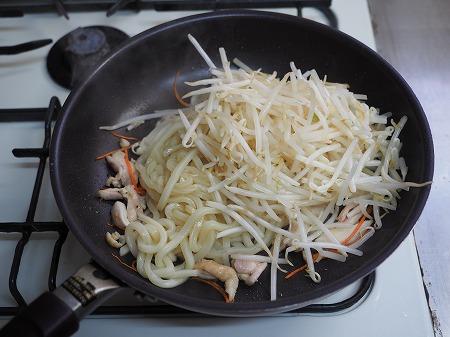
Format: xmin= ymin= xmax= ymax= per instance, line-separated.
xmin=50 ymin=10 xmax=433 ymax=316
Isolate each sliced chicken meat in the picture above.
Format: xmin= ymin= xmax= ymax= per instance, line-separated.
xmin=195 ymin=259 xmax=239 ymax=301
xmin=233 ymin=259 xmax=267 ymax=286
xmin=105 ymin=151 xmax=137 ymax=187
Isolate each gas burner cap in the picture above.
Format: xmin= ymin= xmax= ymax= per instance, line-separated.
xmin=47 ymin=26 xmax=129 ymax=89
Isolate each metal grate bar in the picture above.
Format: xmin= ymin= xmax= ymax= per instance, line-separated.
xmin=0 ymin=39 xmax=52 ymax=55
xmin=0 ymin=222 xmax=66 ymax=233
xmin=53 ymin=0 xmax=69 ymax=19
xmin=0 ymin=9 xmax=23 ymax=17
xmin=8 ymin=232 xmax=31 ymax=307
xmin=48 ymin=226 xmax=69 ymax=291
xmin=3 ymin=97 xmax=64 ymax=309
xmin=0 ymin=0 xmax=338 ymax=28
xmin=20 ymin=98 xmax=59 ymax=222
xmin=0 ymin=108 xmax=51 ymax=122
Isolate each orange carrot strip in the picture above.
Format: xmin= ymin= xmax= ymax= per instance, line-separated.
xmin=191 ymin=277 xmax=231 ymax=303
xmin=341 ymin=215 xmax=366 ymax=246
xmin=95 ymin=147 xmax=127 ymax=160
xmin=135 ymin=186 xmax=147 ymax=196
xmin=96 ymin=145 xmax=146 ymax=194
xmin=173 ymin=71 xmax=190 ymax=107
xmin=112 ymin=253 xmax=137 ymax=272
xmin=285 ymin=208 xmax=372 ymax=280
xmin=95 ymin=141 xmax=137 ymax=161
xmin=284 ymin=264 xmax=308 ymax=279
xmin=285 ymin=252 xmax=320 ymax=279
xmin=122 ymin=148 xmax=137 ymax=187
xmin=122 ymin=148 xmax=147 ymax=196
xmin=111 ymin=131 xmax=138 ymax=141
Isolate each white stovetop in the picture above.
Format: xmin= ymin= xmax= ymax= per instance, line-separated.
xmin=0 ymin=1 xmax=434 ymax=336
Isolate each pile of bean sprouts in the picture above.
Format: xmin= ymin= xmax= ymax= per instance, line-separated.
xmin=100 ymin=35 xmax=428 ymax=301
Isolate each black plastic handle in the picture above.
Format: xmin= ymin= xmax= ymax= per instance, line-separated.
xmin=0 ymin=292 xmax=79 ymax=337
xmin=0 ymin=263 xmax=121 ymax=337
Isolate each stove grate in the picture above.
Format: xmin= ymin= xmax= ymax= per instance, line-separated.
xmin=0 ymin=1 xmax=337 ymax=29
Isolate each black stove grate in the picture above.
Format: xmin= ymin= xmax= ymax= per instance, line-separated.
xmin=0 ymin=1 xmax=338 ymax=62
xmin=0 ymin=97 xmax=374 ymax=317
xmin=0 ymin=98 xmax=67 ymax=310
xmin=0 ymin=0 xmax=337 ymax=29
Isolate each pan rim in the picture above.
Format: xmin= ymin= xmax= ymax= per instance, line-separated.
xmin=50 ymin=9 xmax=434 ymax=316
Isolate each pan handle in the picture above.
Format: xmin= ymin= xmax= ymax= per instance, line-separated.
xmin=0 ymin=263 xmax=121 ymax=337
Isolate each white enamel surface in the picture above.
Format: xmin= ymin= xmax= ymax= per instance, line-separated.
xmin=0 ymin=1 xmax=433 ymax=336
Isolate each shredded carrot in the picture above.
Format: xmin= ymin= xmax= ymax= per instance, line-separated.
xmin=285 ymin=264 xmax=308 ymax=279
xmin=95 ymin=147 xmax=128 ymax=160
xmin=285 ymin=252 xmax=320 ymax=279
xmin=122 ymin=148 xmax=137 ymax=186
xmin=122 ymin=148 xmax=147 ymax=196
xmin=96 ymin=145 xmax=146 ymax=195
xmin=285 ymin=208 xmax=373 ymax=280
xmin=135 ymin=186 xmax=147 ymax=196
xmin=112 ymin=253 xmax=137 ymax=272
xmin=95 ymin=141 xmax=137 ymax=160
xmin=111 ymin=131 xmax=138 ymax=141
xmin=173 ymin=71 xmax=190 ymax=107
xmin=191 ymin=277 xmax=231 ymax=303
xmin=342 ymin=215 xmax=366 ymax=246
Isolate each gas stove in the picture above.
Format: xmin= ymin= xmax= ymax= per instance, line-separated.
xmin=0 ymin=1 xmax=434 ymax=336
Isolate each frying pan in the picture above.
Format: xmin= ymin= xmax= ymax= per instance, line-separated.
xmin=0 ymin=10 xmax=433 ymax=337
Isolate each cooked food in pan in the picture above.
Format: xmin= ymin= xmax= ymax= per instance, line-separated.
xmin=97 ymin=35 xmax=429 ymax=302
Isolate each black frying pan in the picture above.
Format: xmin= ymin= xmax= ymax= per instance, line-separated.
xmin=1 ymin=10 xmax=433 ymax=337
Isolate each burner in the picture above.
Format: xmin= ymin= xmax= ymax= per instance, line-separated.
xmin=47 ymin=26 xmax=129 ymax=89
